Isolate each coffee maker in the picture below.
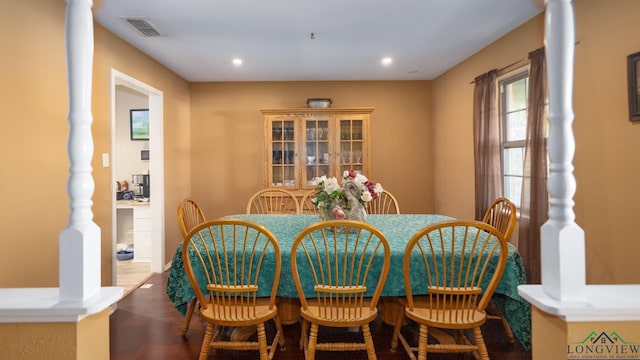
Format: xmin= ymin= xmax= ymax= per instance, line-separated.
xmin=131 ymin=174 xmax=150 ymax=199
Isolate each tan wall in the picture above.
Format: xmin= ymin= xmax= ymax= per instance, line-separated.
xmin=94 ymin=20 xmax=192 ymax=275
xmin=572 ymin=0 xmax=640 ymax=284
xmin=432 ymin=0 xmax=640 ymax=284
xmin=189 ymin=81 xmax=434 ymax=219
xmin=431 ymin=15 xmax=545 ymax=221
xmin=0 ymin=0 xmax=191 ymax=287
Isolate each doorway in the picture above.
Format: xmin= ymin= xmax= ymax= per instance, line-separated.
xmin=110 ymin=69 xmax=165 ymax=291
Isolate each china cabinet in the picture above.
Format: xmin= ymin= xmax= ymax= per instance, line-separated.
xmin=261 ymin=107 xmax=373 ymax=195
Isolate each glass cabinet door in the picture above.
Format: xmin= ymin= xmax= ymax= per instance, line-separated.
xmin=303 ymin=118 xmax=330 ymax=187
xmin=270 ymin=119 xmax=296 ymax=188
xmin=339 ymin=118 xmax=364 ymax=174
xmin=262 ymin=108 xmax=372 ymax=193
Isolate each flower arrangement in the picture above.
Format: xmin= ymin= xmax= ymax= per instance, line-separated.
xmin=313 ymin=170 xmax=383 ymax=221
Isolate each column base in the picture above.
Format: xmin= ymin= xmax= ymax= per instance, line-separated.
xmin=0 ymin=287 xmax=122 ymax=360
xmin=519 ymin=284 xmax=640 ymax=360
xmin=0 ymin=308 xmax=111 ymax=360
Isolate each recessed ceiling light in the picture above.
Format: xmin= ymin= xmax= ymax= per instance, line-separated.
xmin=381 ymin=57 xmax=393 ymax=66
xmin=232 ymin=58 xmax=243 ymax=66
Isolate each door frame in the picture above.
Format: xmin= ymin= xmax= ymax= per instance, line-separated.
xmin=110 ymin=68 xmax=165 ymax=282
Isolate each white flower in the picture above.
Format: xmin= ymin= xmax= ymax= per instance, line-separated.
xmin=323 ymin=177 xmax=341 ymax=194
xmin=314 ymin=171 xmax=382 ymax=215
xmin=354 ymin=173 xmax=368 ymax=184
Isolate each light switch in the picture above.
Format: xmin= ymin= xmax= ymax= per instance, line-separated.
xmin=102 ymin=153 xmax=109 ymax=167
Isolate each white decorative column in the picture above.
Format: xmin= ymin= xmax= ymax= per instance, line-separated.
xmin=59 ymin=0 xmax=101 ymax=302
xmin=539 ymin=0 xmax=585 ymax=301
xmin=0 ymin=1 xmax=121 ymax=358
xmin=519 ymin=1 xmax=640 ymax=358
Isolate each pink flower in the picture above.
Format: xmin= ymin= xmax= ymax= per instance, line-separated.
xmin=332 ymin=205 xmax=346 ymax=219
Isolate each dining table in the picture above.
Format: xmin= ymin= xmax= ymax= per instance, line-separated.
xmin=166 ymin=214 xmax=532 ymax=349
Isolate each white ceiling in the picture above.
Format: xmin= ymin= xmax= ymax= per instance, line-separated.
xmin=93 ymin=0 xmax=543 ymax=82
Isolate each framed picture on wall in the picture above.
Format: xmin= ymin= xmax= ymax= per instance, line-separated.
xmin=130 ymin=109 xmax=150 ymax=140
xmin=627 ymin=51 xmax=640 ymax=121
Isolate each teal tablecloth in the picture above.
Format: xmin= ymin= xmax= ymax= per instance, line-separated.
xmin=166 ymin=214 xmax=531 ymax=349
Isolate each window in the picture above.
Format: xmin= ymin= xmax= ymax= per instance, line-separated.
xmin=499 ymin=72 xmax=528 ymax=207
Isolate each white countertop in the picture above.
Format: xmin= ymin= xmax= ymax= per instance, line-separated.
xmin=116 ymin=199 xmax=150 ymax=208
xmin=518 ymin=284 xmax=640 ymax=322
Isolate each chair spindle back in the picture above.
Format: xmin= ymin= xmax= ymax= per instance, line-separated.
xmin=182 ymin=219 xmax=281 ymax=320
xmin=482 ymin=197 xmax=517 ymax=242
xmin=291 ymin=220 xmax=390 ymax=320
xmin=247 ymin=188 xmax=301 ymax=214
xmin=403 ymin=220 xmax=508 ymax=319
xmin=365 ymin=189 xmax=400 ymax=214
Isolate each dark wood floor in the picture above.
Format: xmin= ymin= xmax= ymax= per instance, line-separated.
xmin=110 ymin=271 xmax=531 ymax=359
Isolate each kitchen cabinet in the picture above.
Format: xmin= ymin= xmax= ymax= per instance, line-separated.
xmin=116 ymin=201 xmax=151 ymax=262
xmin=261 ymin=107 xmax=373 ymax=195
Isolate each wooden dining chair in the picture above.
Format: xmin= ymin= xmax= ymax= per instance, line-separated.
xmin=182 ymin=219 xmax=285 ymax=360
xmin=178 ymin=198 xmax=206 ymax=239
xmin=365 ymin=189 xmax=400 ymax=214
xmin=299 ymin=190 xmax=318 ymax=214
xmin=363 ymin=188 xmax=401 ymax=327
xmin=390 ymin=220 xmax=508 ymax=360
xmin=177 ymin=198 xmax=207 ymax=336
xmin=291 ymin=220 xmax=391 ymax=360
xmin=482 ymin=197 xmax=517 ymax=242
xmin=246 ymin=188 xmax=301 ymax=214
xmin=482 ymin=197 xmax=517 ymax=343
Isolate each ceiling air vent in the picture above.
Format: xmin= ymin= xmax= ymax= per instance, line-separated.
xmin=122 ymin=17 xmax=163 ymax=37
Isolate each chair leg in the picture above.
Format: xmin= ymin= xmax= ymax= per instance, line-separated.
xmin=389 ymin=306 xmax=419 ymax=360
xmin=199 ymin=324 xmax=214 ymax=360
xmin=273 ymin=315 xmax=286 ymax=350
xmin=300 ymin=319 xmax=309 ymax=351
xmin=256 ymin=322 xmax=269 ymax=360
xmin=362 ymin=323 xmax=377 ymax=360
xmin=268 ymin=322 xmax=283 ymax=360
xmin=181 ymin=299 xmax=197 ymax=336
xmin=472 ymin=327 xmax=490 ymax=360
xmin=308 ymin=323 xmax=319 ymax=360
xmin=498 ymin=312 xmax=516 ymax=344
xmin=211 ymin=325 xmax=222 ymax=343
xmin=417 ymin=324 xmax=428 ymax=360
xmin=488 ymin=299 xmax=515 ymax=344
xmin=390 ymin=307 xmax=405 ymax=351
